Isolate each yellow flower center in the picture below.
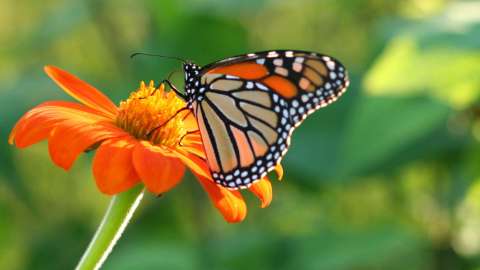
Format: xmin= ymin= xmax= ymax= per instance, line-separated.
xmin=116 ymin=81 xmax=187 ymax=147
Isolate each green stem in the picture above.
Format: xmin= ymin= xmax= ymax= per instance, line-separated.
xmin=76 ymin=185 xmax=144 ymax=270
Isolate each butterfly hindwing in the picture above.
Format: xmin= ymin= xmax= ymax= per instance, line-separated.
xmin=192 ymin=76 xmax=291 ymax=188
xmin=185 ymin=50 xmax=349 ymax=189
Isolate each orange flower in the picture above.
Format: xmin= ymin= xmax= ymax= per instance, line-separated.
xmin=8 ymin=66 xmax=275 ymax=223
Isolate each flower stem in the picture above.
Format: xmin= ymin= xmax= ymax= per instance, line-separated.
xmin=76 ymin=185 xmax=144 ymax=270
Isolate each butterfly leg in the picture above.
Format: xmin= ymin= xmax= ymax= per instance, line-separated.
xmin=146 ymin=107 xmax=191 ymax=137
xmin=161 ymin=79 xmax=187 ymax=101
xmin=136 ymin=83 xmax=161 ymax=99
xmin=178 ymin=130 xmax=200 ymax=146
xmin=138 ymin=74 xmax=185 ymax=100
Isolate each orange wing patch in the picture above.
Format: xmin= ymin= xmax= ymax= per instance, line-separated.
xmin=208 ymin=62 xmax=269 ymax=80
xmin=248 ymin=131 xmax=268 ymax=157
xmin=231 ymin=126 xmax=255 ymax=167
xmin=261 ymin=75 xmax=297 ymax=98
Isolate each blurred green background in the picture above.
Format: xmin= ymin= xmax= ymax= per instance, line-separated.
xmin=1 ymin=0 xmax=480 ymax=269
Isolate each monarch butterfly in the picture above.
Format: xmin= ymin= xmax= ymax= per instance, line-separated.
xmin=165 ymin=50 xmax=349 ymax=189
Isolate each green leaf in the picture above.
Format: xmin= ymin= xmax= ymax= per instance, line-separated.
xmin=363 ymin=3 xmax=480 ymax=109
xmin=288 ymin=226 xmax=427 ymax=270
xmin=339 ymin=96 xmax=450 ymax=176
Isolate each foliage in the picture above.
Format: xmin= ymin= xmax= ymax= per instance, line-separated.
xmin=1 ymin=0 xmax=479 ymax=269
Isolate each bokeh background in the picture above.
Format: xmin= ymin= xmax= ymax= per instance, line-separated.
xmin=1 ymin=0 xmax=480 ymax=269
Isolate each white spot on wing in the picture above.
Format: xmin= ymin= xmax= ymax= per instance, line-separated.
xmin=295 ymin=57 xmax=304 ymax=63
xmin=273 ymin=94 xmax=279 ymax=102
xmin=326 ymin=61 xmax=335 ymax=70
xmin=301 ymin=94 xmax=309 ymax=103
xmin=275 ymin=67 xmax=288 ymax=76
xmin=267 ymin=51 xmax=279 ymax=58
xmin=292 ymin=62 xmax=302 ymax=72
xmin=256 ymin=83 xmax=268 ymax=90
xmin=256 ymin=58 xmax=265 ymax=64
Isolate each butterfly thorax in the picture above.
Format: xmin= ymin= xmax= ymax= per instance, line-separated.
xmin=183 ymin=63 xmax=203 ymax=108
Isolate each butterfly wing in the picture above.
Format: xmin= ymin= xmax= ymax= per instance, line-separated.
xmin=194 ymin=50 xmax=349 ymax=189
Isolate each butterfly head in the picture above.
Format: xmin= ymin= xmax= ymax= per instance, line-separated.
xmin=183 ymin=62 xmax=202 ymax=107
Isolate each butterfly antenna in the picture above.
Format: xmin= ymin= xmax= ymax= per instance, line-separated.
xmin=130 ymin=52 xmax=188 ymax=63
xmin=167 ymin=69 xmax=181 ymax=81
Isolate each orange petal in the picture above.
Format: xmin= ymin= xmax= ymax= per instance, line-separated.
xmin=132 ymin=141 xmax=186 ymax=195
xmin=10 ymin=101 xmax=114 ymax=148
xmin=93 ymin=137 xmax=141 ymax=195
xmin=173 ymin=147 xmax=210 ymax=179
xmin=178 ymin=133 xmax=205 ymax=159
xmin=195 ymin=175 xmax=247 ymax=223
xmin=9 ymin=110 xmax=57 ymax=147
xmin=44 ymin=66 xmax=118 ymax=118
xmin=48 ymin=121 xmax=126 ymax=170
xmin=275 ymin=163 xmax=284 ymax=180
xmin=249 ymin=177 xmax=273 ymax=208
xmin=182 ymin=112 xmax=199 ymax=132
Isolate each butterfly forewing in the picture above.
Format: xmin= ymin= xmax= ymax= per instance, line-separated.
xmin=188 ymin=50 xmax=349 ymax=189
